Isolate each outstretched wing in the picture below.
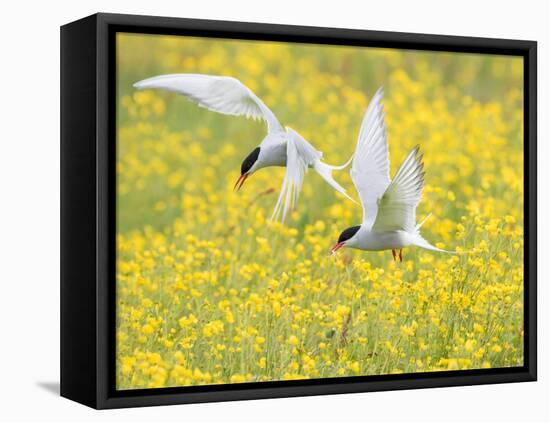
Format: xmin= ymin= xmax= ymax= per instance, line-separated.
xmin=350 ymin=87 xmax=391 ymax=228
xmin=372 ymin=146 xmax=425 ymax=233
xmin=134 ymin=74 xmax=284 ymax=133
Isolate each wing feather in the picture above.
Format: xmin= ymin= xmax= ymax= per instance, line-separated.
xmin=350 ymin=87 xmax=391 ymax=227
xmin=134 ymin=74 xmax=284 ymax=133
xmin=372 ymin=146 xmax=425 ymax=233
xmin=270 ymin=130 xmax=313 ymax=222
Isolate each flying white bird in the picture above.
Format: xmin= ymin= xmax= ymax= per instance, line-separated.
xmin=329 ymin=88 xmax=453 ymax=262
xmin=133 ymin=74 xmax=355 ymax=222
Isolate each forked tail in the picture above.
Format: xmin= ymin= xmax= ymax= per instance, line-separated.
xmin=411 ymin=233 xmax=455 ymax=254
xmin=313 ymin=160 xmax=356 ymax=203
xmin=325 ymin=153 xmax=354 ymax=171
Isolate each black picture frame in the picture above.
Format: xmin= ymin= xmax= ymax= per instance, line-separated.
xmin=60 ymin=12 xmax=537 ymax=409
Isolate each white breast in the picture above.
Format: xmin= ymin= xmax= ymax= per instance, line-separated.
xmin=349 ymin=227 xmax=414 ymax=251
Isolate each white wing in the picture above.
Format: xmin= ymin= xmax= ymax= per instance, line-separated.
xmin=350 ymin=87 xmax=391 ymax=227
xmin=270 ymin=128 xmax=314 ymax=222
xmin=134 ymin=74 xmax=284 ymax=134
xmin=271 ymin=128 xmax=355 ymax=222
xmin=372 ymin=146 xmax=425 ymax=233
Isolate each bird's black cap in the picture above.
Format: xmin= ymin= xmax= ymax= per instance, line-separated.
xmin=241 ymin=147 xmax=261 ymax=175
xmin=338 ymin=226 xmax=361 ymax=243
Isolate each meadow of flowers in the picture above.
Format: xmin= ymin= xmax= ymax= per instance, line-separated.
xmin=115 ymin=33 xmax=524 ymax=389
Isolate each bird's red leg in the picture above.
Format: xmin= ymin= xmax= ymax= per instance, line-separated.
xmin=392 ymin=249 xmax=396 ymax=261
xmin=399 ymin=249 xmax=403 ymax=262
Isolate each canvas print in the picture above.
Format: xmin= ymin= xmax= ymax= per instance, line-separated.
xmin=116 ymin=33 xmax=524 ymax=390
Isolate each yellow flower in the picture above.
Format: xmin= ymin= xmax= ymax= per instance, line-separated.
xmin=287 ymin=335 xmax=299 ymax=346
xmin=141 ymin=324 xmax=154 ymax=335
xmin=230 ymin=374 xmax=247 ymax=384
xmin=202 ymin=320 xmax=224 ymax=337
xmin=225 ymin=311 xmax=234 ymax=324
xmin=464 ymin=339 xmax=475 ymax=352
xmin=348 ymin=361 xmax=361 ymax=373
xmin=178 ymin=314 xmax=198 ymax=329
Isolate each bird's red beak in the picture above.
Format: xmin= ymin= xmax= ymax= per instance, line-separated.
xmin=329 ymin=242 xmax=345 ymax=255
xmin=234 ymin=173 xmax=249 ymax=191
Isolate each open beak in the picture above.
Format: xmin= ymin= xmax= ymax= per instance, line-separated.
xmin=234 ymin=173 xmax=249 ymax=191
xmin=329 ymin=242 xmax=345 ymax=255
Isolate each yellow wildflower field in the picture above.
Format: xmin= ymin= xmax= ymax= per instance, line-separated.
xmin=115 ymin=33 xmax=524 ymax=389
